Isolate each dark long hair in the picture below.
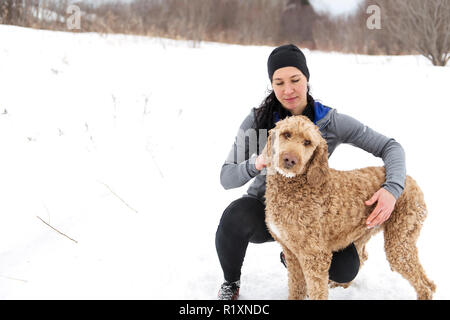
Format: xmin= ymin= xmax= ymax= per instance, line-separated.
xmin=253 ymin=85 xmax=315 ymax=131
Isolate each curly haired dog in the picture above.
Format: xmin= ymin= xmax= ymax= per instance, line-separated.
xmin=264 ymin=115 xmax=436 ymax=300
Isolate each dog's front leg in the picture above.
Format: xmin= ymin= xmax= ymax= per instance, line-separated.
xmin=299 ymin=251 xmax=332 ymax=300
xmin=281 ymin=245 xmax=307 ymax=300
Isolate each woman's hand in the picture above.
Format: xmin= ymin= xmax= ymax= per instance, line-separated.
xmin=255 ymin=145 xmax=268 ymax=171
xmin=255 ymin=153 xmax=267 ymax=171
xmin=365 ymin=188 xmax=396 ymax=228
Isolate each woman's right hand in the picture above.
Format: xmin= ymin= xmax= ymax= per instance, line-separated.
xmin=255 ymin=153 xmax=267 ymax=171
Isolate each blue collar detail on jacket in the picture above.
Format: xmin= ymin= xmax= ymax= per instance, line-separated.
xmin=313 ymin=101 xmax=331 ymax=125
xmin=273 ymin=111 xmax=281 ymax=123
xmin=273 ymin=101 xmax=331 ymax=125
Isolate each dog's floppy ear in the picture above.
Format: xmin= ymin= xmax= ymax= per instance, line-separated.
xmin=306 ymin=140 xmax=329 ymax=187
xmin=263 ymin=129 xmax=273 ymax=164
xmin=262 ymin=129 xmax=277 ymax=176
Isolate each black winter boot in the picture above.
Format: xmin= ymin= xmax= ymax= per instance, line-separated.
xmin=217 ymin=280 xmax=240 ymax=300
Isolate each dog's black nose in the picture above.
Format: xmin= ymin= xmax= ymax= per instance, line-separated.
xmin=282 ymin=153 xmax=298 ymax=169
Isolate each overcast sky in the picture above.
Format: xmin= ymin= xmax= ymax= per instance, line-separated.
xmin=311 ymin=0 xmax=364 ymax=16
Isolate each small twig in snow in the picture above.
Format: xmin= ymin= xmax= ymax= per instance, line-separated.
xmin=143 ymin=95 xmax=150 ymax=116
xmin=100 ymin=182 xmax=139 ymax=214
xmin=37 ymin=216 xmax=78 ymax=244
xmin=146 ymin=139 xmax=164 ymax=179
xmin=0 ymin=275 xmax=28 ymax=283
xmin=43 ymin=203 xmax=51 ymax=223
xmin=111 ymin=94 xmax=117 ymax=123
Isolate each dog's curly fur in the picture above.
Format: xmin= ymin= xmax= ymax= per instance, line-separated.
xmin=264 ymin=115 xmax=436 ymax=300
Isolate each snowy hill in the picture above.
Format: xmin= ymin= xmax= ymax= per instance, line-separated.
xmin=0 ymin=25 xmax=449 ymax=299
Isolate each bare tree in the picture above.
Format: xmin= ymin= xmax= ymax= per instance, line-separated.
xmin=0 ymin=0 xmax=65 ymax=29
xmin=378 ymin=0 xmax=450 ymax=66
xmin=0 ymin=0 xmax=24 ymax=25
xmin=280 ymin=0 xmax=318 ymax=48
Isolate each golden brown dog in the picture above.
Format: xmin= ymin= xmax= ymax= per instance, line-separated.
xmin=264 ymin=115 xmax=436 ymax=300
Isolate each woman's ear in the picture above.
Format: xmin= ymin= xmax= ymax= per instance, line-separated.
xmin=306 ymin=140 xmax=329 ymax=187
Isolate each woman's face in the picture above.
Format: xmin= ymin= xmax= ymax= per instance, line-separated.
xmin=272 ymin=66 xmax=308 ymax=115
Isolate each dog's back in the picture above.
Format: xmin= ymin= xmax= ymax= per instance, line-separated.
xmin=322 ymin=166 xmax=427 ymax=251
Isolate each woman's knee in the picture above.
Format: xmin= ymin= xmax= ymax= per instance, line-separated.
xmin=328 ymin=243 xmax=360 ymax=283
xmin=217 ymin=197 xmax=265 ymax=237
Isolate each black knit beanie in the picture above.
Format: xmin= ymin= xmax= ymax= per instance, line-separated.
xmin=267 ymin=44 xmax=310 ymax=82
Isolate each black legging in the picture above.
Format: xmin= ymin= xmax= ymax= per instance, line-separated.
xmin=215 ymin=196 xmax=360 ymax=283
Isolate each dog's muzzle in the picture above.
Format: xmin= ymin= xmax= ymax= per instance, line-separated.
xmin=282 ymin=152 xmax=298 ymax=169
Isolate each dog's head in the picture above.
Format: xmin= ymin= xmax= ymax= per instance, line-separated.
xmin=264 ymin=115 xmax=329 ymax=186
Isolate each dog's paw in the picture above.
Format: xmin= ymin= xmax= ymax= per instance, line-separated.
xmin=328 ymin=280 xmax=351 ymax=289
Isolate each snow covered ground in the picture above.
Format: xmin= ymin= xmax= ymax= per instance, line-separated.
xmin=0 ymin=25 xmax=449 ymax=300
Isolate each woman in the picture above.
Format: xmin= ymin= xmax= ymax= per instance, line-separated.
xmin=216 ymin=44 xmax=406 ymax=300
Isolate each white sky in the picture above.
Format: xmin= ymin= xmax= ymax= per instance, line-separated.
xmin=311 ymin=0 xmax=365 ymax=16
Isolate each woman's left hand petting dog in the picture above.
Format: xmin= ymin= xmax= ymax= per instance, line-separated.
xmin=365 ymin=188 xmax=396 ymax=229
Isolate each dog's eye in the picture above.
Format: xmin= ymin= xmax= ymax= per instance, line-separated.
xmin=303 ymin=140 xmax=311 ymax=146
xmin=283 ymin=132 xmax=291 ymax=139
